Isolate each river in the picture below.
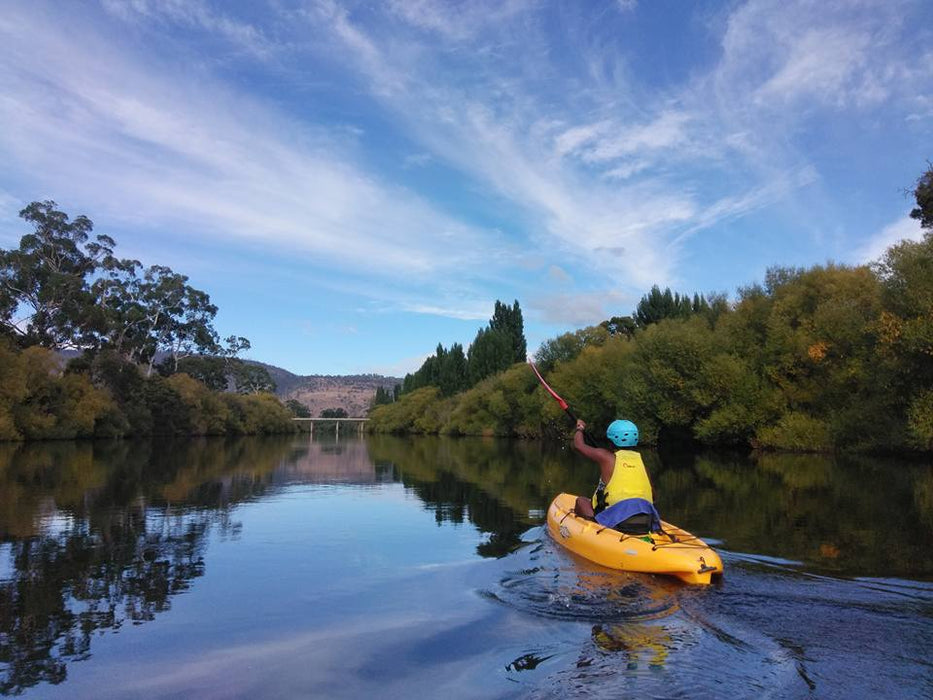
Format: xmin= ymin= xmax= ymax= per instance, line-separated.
xmin=0 ymin=435 xmax=931 ymax=698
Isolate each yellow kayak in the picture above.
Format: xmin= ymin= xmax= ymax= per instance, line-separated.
xmin=546 ymin=493 xmax=724 ymax=585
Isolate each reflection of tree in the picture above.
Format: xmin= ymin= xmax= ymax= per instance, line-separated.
xmin=369 ymin=436 xmax=933 ymax=576
xmin=592 ymin=623 xmax=672 ymax=669
xmin=671 ymin=450 xmax=933 ymax=577
xmin=0 ymin=436 xmax=295 ymax=694
xmin=0 ymin=511 xmax=208 ymax=694
xmin=367 ymin=435 xmax=573 ymax=557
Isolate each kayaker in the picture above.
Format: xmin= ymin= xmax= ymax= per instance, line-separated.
xmin=572 ymin=418 xmax=662 ymax=534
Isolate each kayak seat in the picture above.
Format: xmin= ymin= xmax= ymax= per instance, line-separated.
xmin=613 ymin=512 xmax=653 ymax=535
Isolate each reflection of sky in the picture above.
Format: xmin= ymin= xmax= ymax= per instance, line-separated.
xmin=0 ymin=543 xmax=11 ymax=582
xmin=31 ymin=480 xmax=502 ymax=698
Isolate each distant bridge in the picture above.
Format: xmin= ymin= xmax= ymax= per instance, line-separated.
xmin=292 ymin=417 xmax=369 ymax=437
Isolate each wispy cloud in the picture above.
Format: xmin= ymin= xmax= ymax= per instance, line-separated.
xmin=3 ymin=0 xmax=930 ymax=348
xmin=101 ymin=0 xmax=275 ymax=58
xmin=0 ymin=3 xmax=501 ymax=288
xmin=396 ymin=302 xmax=490 ymax=322
xmin=387 ymin=0 xmax=534 ymax=42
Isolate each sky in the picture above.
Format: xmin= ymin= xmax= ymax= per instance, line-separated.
xmin=0 ymin=0 xmax=931 ymax=377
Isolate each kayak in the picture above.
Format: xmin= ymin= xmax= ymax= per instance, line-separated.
xmin=546 ymin=493 xmax=723 ymax=585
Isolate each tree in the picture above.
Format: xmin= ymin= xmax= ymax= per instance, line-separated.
xmin=89 ymin=257 xmax=225 ymax=374
xmin=535 ymin=325 xmax=610 ymax=371
xmin=910 ymin=163 xmax=933 ymax=229
xmin=164 ymin=356 xmax=229 ymax=391
xmin=437 ymin=342 xmax=468 ymax=396
xmin=134 ymin=265 xmax=220 ymax=376
xmin=320 ymin=407 xmax=348 ymax=418
xmin=0 ymin=201 xmax=113 ymax=349
xmin=601 ymin=315 xmax=637 ymax=339
xmin=634 ymin=285 xmax=692 ymax=327
xmin=285 ymin=398 xmax=311 ymax=417
xmin=230 ymin=361 xmax=276 ymax=394
xmin=372 ymin=386 xmax=393 ymax=407
xmin=467 ymin=327 xmax=513 ymax=385
xmin=489 ymin=299 xmax=527 ymax=363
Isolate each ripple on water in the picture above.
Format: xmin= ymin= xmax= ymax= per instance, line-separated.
xmin=484 ymin=528 xmax=807 ymax=699
xmin=481 ymin=527 xmax=683 ymax=623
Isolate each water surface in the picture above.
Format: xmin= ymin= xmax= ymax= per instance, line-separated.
xmin=1 ymin=436 xmax=931 ymax=698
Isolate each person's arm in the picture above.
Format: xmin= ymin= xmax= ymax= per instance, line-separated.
xmin=572 ymin=420 xmax=615 ymax=483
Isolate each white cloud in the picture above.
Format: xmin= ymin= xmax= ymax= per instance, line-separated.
xmin=397 ymin=302 xmax=490 ymax=321
xmin=852 ymin=217 xmax=925 ymax=264
xmin=367 ymin=352 xmax=432 ymax=377
xmin=0 ymin=3 xmax=499 ymax=283
xmin=527 ymin=290 xmax=630 ymax=326
xmin=580 ymin=111 xmax=691 ymax=163
xmin=754 ymin=29 xmax=872 ymax=106
xmin=714 ymin=0 xmax=926 ymax=117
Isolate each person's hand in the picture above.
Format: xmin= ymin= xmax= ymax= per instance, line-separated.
xmin=576 ymin=419 xmax=586 ymax=432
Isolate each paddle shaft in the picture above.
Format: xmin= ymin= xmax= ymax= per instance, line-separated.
xmin=529 ymin=362 xmax=598 ymax=447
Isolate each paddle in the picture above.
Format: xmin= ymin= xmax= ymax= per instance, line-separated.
xmin=529 ymin=362 xmax=599 ymax=447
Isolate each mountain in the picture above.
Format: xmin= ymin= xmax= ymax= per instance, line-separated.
xmin=57 ymin=352 xmax=398 ymax=418
xmin=251 ymin=362 xmax=401 ymax=418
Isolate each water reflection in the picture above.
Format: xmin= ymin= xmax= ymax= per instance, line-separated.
xmin=0 ymin=435 xmax=931 ymax=696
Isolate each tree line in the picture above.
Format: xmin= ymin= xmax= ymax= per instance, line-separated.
xmin=0 ymin=201 xmax=293 ymax=440
xmin=368 ymin=164 xmax=933 ymax=453
xmin=397 ymin=300 xmax=527 ymax=397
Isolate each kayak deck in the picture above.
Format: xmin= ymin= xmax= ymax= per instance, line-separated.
xmin=546 ymin=493 xmax=723 ymax=585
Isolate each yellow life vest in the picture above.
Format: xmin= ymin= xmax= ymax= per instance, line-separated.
xmin=592 ymin=450 xmax=653 ymax=510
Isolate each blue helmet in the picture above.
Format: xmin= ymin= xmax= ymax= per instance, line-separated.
xmin=607 ymin=419 xmax=638 ymax=447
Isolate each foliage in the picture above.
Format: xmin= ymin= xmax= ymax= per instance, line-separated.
xmin=285 ymin=398 xmax=311 ymax=417
xmin=229 ymin=361 xmax=276 ymax=394
xmin=600 ymin=315 xmax=637 ymax=339
xmin=910 ymin=164 xmax=933 ymax=229
xmin=756 ymin=412 xmax=832 ymax=451
xmin=444 ymin=365 xmax=544 ymax=437
xmin=488 ymin=299 xmax=526 ymax=364
xmin=370 ymin=180 xmax=933 ymax=454
xmin=371 ymin=385 xmax=394 ymax=407
xmin=402 ymin=342 xmax=468 ymax=396
xmin=401 ymin=300 xmax=527 ymax=397
xmin=0 ymin=201 xmax=113 ymax=349
xmin=320 ymin=407 xmax=348 ymax=418
xmin=534 ymin=324 xmax=610 ymax=372
xmin=634 ymin=285 xmax=717 ymax=328
xmin=467 ymin=327 xmax=514 ymax=385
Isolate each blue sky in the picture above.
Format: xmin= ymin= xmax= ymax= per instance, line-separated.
xmin=1 ymin=0 xmax=930 ymax=376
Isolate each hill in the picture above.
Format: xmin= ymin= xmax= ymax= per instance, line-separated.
xmin=253 ymin=362 xmax=400 ymax=418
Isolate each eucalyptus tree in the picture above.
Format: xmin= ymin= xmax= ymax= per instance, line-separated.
xmin=230 ymin=361 xmax=276 ymax=394
xmin=0 ymin=201 xmax=113 ymax=349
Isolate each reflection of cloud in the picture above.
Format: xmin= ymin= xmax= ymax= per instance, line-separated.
xmin=121 ymin=612 xmax=438 ymax=696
